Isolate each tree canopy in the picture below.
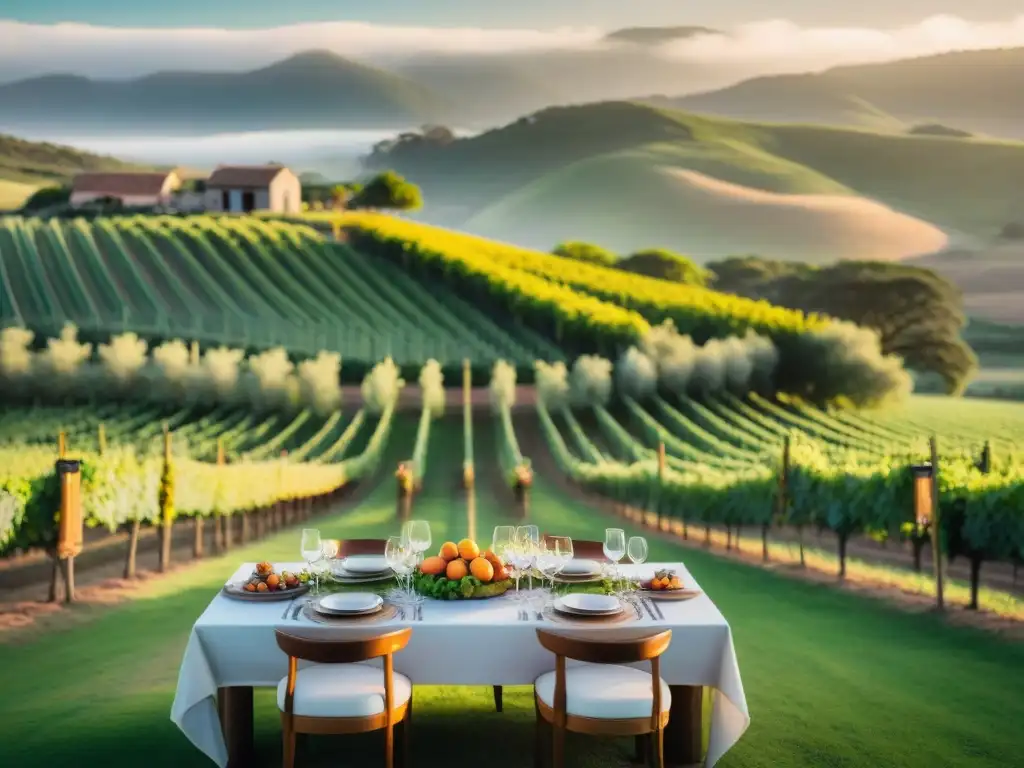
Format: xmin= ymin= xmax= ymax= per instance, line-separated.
xmin=348 ymin=171 xmax=423 ymax=212
xmin=618 ymin=248 xmax=709 ymax=287
xmin=551 ymin=241 xmax=617 ymax=266
xmin=708 ymin=256 xmax=978 ymax=394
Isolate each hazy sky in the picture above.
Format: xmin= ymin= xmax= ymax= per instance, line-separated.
xmin=4 ymin=0 xmax=1023 ymax=29
xmin=2 ymin=4 xmax=1024 ymax=81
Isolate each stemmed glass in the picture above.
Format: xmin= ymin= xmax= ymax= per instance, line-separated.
xmin=627 ymin=536 xmax=648 ymax=597
xmin=492 ymin=526 xmax=515 ymax=557
xmin=301 ymin=528 xmax=323 ymax=594
xmin=603 ymin=528 xmax=627 ymax=595
xmin=385 ymin=535 xmax=414 ymax=606
xmin=517 ymin=526 xmax=540 ymax=590
xmin=501 ymin=535 xmax=529 ymax=604
xmin=542 ymin=535 xmax=573 ymax=599
xmin=403 ymin=520 xmax=432 ymax=566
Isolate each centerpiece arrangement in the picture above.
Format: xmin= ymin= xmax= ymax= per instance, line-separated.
xmin=413 ymin=538 xmax=513 ymax=599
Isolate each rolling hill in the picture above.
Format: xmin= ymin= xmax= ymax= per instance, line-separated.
xmin=372 ymin=101 xmax=1024 ymax=261
xmin=657 ymin=48 xmax=1024 ymax=139
xmin=0 ymin=51 xmax=449 ymax=134
xmin=0 ymin=133 xmax=145 ymax=209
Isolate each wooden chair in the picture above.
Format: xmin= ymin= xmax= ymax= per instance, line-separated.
xmin=532 ymin=628 xmax=673 ymax=768
xmin=325 ymin=538 xmax=506 ymax=716
xmin=274 ymin=627 xmax=413 ymax=768
xmin=541 ymin=535 xmax=616 ymax=562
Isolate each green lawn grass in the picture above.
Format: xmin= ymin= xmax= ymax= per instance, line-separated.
xmin=1 ymin=415 xmax=1022 ymax=767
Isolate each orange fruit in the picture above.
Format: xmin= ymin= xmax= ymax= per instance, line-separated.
xmin=256 ymin=582 xmax=268 ymax=592
xmin=446 ymin=559 xmax=469 ymax=580
xmin=669 ymin=577 xmax=682 ymax=590
xmin=439 ymin=542 xmax=460 ymax=561
xmin=483 ymin=549 xmax=502 ymax=568
xmin=420 ymin=556 xmax=446 ymax=576
xmin=470 ymin=557 xmax=494 ymax=583
xmin=244 ymin=582 xmax=256 ymax=593
xmin=458 ymin=538 xmax=480 ymax=561
xmin=492 ymin=565 xmax=509 ymax=582
xmin=266 ymin=573 xmax=281 ymax=588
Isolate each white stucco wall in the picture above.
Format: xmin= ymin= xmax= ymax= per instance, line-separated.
xmin=269 ymin=170 xmax=302 ymax=214
xmin=70 ymin=191 xmax=162 ymax=207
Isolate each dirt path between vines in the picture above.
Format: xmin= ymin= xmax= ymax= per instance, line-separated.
xmin=515 ymin=416 xmax=1024 ymax=642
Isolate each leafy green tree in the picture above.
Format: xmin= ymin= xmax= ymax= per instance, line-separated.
xmin=552 ymin=241 xmax=617 ymax=266
xmin=708 ymin=256 xmax=977 ymax=394
xmin=618 ymin=248 xmax=709 ymax=286
xmin=21 ymin=185 xmax=71 ymax=211
xmin=349 ymin=171 xmax=422 ymax=212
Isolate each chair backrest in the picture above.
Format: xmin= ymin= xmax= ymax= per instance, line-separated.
xmin=275 ymin=626 xmax=412 ymax=664
xmin=541 ymin=535 xmax=612 ymax=562
xmin=535 ymin=628 xmax=671 ymax=665
xmin=337 ymin=538 xmax=387 ymax=557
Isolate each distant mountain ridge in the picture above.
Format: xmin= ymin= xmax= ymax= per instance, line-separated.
xmin=657 ymin=47 xmax=1024 ymax=138
xmin=0 ymin=50 xmax=449 ymax=134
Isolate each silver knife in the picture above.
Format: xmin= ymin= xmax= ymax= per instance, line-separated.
xmin=649 ymin=598 xmax=664 ymax=620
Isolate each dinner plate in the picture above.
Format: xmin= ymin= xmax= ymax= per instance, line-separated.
xmin=339 ymin=556 xmax=391 ymax=575
xmin=328 ymin=569 xmax=395 ymax=584
xmin=316 ymin=593 xmax=384 ymax=615
xmin=641 ymin=587 xmax=702 ymax=602
xmin=559 ymin=559 xmax=601 ymax=577
xmin=554 ymin=593 xmax=622 ymax=616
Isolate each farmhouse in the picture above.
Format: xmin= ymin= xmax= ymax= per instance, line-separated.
xmin=70 ymin=171 xmax=181 ymax=208
xmin=204 ymin=164 xmax=301 ymax=214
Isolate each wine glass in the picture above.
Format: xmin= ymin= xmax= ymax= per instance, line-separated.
xmin=543 ymin=535 xmax=573 ymax=598
xmin=403 ymin=520 xmax=432 ymax=565
xmin=517 ymin=526 xmax=540 ymax=590
xmin=627 ymin=536 xmax=648 ymax=596
xmin=603 ymin=528 xmax=626 ymax=593
xmin=492 ymin=526 xmax=515 ymax=555
xmin=301 ymin=528 xmax=322 ymax=594
xmin=385 ymin=535 xmax=413 ymax=606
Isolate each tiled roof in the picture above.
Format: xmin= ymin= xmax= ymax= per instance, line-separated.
xmin=72 ymin=172 xmax=175 ymax=196
xmin=206 ymin=165 xmax=288 ymax=188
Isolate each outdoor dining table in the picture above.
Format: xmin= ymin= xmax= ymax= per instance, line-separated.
xmin=171 ymin=561 xmax=749 ymax=767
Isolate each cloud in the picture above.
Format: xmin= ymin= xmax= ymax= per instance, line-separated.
xmin=0 ymin=20 xmax=606 ymax=79
xmin=660 ymin=14 xmax=1024 ymax=71
xmin=1 ymin=14 xmax=1024 ymax=81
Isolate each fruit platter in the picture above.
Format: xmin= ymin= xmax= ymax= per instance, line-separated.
xmin=412 ymin=538 xmax=513 ymax=600
xmin=639 ymin=568 xmax=701 ymax=601
xmin=222 ymin=561 xmax=311 ymax=601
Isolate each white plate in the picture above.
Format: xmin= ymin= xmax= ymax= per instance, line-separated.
xmin=555 ymin=593 xmax=621 ymax=615
xmin=339 ymin=556 xmax=390 ymax=575
xmin=316 ymin=592 xmax=384 ymax=615
xmin=560 ymin=559 xmax=600 ymax=577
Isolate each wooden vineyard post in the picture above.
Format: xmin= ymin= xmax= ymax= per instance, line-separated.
xmin=930 ymin=436 xmax=945 ymax=611
xmin=158 ymin=426 xmax=175 ymax=573
xmin=656 ymin=441 xmax=666 ymax=532
xmin=55 ymin=459 xmax=83 ymax=603
xmin=462 ymin=359 xmax=474 ymax=490
xmin=97 ymin=423 xmax=106 ymax=456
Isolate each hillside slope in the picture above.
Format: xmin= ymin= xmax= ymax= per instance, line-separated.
xmin=0 ymin=51 xmax=449 ymax=134
xmin=0 ymin=133 xmax=145 ymax=209
xmin=374 ymin=101 xmax=1024 ymax=258
xmin=664 ymin=47 xmax=1024 ymax=139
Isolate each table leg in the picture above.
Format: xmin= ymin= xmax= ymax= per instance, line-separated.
xmin=664 ymin=685 xmax=703 ymax=767
xmin=218 ymin=686 xmax=254 ymax=768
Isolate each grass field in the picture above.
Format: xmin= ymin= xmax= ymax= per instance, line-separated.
xmin=2 ymin=414 xmax=1022 ymax=768
xmin=0 ymin=180 xmax=38 ymax=210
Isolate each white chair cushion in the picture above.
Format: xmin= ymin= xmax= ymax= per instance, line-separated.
xmin=535 ymin=663 xmax=671 ymax=720
xmin=276 ymin=663 xmax=412 ymax=718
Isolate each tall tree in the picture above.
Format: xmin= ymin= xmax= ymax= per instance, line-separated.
xmin=709 ymin=257 xmax=978 ymax=394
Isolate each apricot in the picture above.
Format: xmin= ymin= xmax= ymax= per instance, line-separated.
xmin=482 ymin=549 xmax=502 ymax=569
xmin=266 ymin=573 xmax=281 ymax=588
xmin=244 ymin=582 xmax=256 ymax=593
xmin=669 ymin=577 xmax=682 ymax=590
xmin=446 ymin=559 xmax=469 ymax=581
xmin=458 ymin=538 xmax=480 ymax=561
xmin=256 ymin=582 xmax=269 ymax=592
xmin=439 ymin=541 xmax=460 ymax=561
xmin=493 ymin=565 xmax=509 ymax=582
xmin=420 ymin=556 xmax=446 ymax=576
xmin=470 ymin=557 xmax=494 ymax=583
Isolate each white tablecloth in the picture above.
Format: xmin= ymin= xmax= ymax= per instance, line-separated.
xmin=171 ymin=562 xmax=749 ymax=766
